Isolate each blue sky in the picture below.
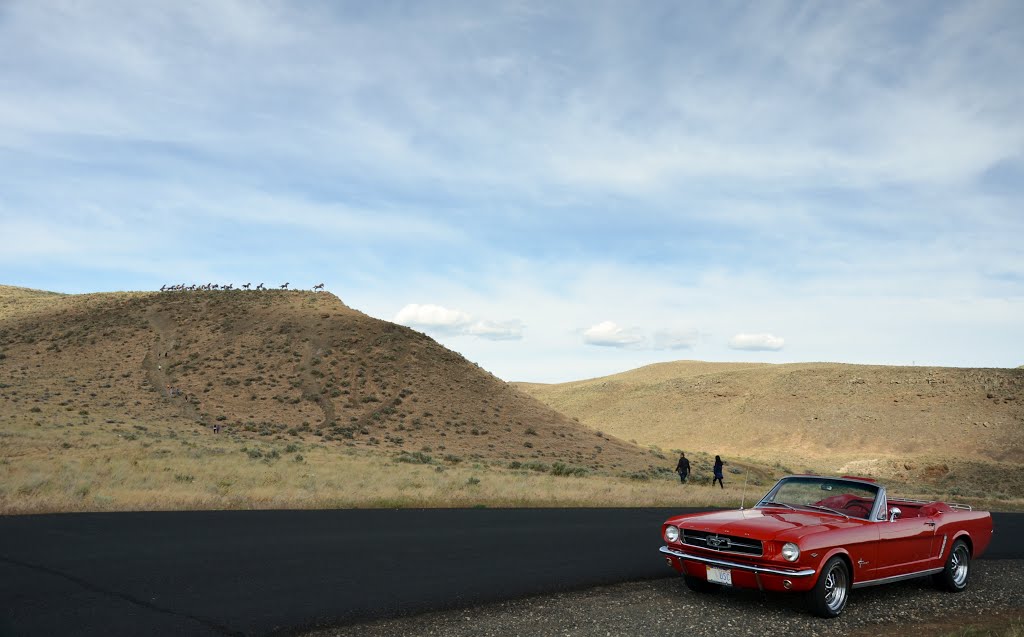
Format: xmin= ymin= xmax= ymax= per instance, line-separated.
xmin=1 ymin=1 xmax=1022 ymax=382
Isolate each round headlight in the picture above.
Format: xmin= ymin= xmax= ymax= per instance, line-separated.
xmin=664 ymin=525 xmax=680 ymax=543
xmin=781 ymin=542 xmax=800 ymax=562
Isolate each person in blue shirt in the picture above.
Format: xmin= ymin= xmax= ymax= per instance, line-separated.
xmin=712 ymin=455 xmax=725 ymax=489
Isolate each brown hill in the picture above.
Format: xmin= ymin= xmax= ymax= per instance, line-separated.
xmin=0 ymin=285 xmax=658 ymax=476
xmin=517 ymin=360 xmax=1024 ymax=485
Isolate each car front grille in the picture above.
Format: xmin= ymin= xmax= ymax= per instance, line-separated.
xmin=681 ymin=530 xmax=763 ymax=556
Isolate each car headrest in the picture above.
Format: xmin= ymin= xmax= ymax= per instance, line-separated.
xmin=919 ymin=502 xmax=953 ymax=517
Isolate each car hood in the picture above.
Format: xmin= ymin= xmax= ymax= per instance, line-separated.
xmin=666 ymin=508 xmax=860 ymax=542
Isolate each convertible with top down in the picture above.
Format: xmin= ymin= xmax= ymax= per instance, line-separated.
xmin=659 ymin=475 xmax=993 ymax=617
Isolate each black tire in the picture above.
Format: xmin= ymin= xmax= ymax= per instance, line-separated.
xmin=934 ymin=539 xmax=971 ymax=592
xmin=806 ymin=556 xmax=850 ymax=618
xmin=683 ymin=574 xmax=718 ymax=593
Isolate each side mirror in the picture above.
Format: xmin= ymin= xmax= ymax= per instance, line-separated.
xmin=888 ymin=507 xmax=901 ymax=522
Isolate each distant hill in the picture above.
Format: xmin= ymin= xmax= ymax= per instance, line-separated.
xmin=0 ymin=285 xmax=658 ymax=474
xmin=516 ymin=360 xmax=1024 ymax=482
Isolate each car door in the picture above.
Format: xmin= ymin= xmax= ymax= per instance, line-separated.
xmin=875 ymin=515 xmax=937 ymax=579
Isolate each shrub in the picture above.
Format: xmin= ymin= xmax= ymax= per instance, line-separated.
xmin=396 ymin=451 xmax=433 ymax=464
xmin=466 ymin=476 xmax=480 ymax=486
xmin=551 ymin=462 xmax=588 ymax=477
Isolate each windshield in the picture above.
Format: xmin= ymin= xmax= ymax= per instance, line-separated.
xmin=757 ymin=476 xmax=879 ymax=519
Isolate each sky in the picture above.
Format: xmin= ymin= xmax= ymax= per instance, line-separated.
xmin=1 ymin=1 xmax=1022 ymax=383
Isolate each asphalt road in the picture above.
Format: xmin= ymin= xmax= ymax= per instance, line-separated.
xmin=0 ymin=509 xmax=1019 ymax=637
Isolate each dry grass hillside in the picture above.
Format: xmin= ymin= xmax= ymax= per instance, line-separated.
xmin=517 ymin=360 xmax=1024 ymax=502
xmin=4 ymin=285 xmax=1019 ymax=512
xmin=1 ymin=285 xmax=690 ymax=514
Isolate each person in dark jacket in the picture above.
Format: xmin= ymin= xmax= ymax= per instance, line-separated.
xmin=675 ymin=452 xmax=690 ymax=484
xmin=712 ymin=455 xmax=724 ymax=489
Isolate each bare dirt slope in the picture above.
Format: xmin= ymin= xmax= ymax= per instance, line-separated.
xmin=517 ymin=360 xmax=1024 ymax=491
xmin=0 ymin=285 xmax=658 ymax=474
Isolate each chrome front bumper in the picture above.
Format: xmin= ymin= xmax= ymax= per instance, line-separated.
xmin=659 ymin=546 xmax=816 ymax=578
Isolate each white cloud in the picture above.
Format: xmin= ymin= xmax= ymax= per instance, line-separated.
xmin=653 ymin=328 xmax=700 ymax=351
xmin=729 ymin=333 xmax=786 ymax=351
xmin=581 ymin=321 xmax=698 ymax=351
xmin=467 ymin=320 xmax=524 ymax=341
xmin=394 ymin=304 xmax=472 ymax=334
xmin=393 ymin=304 xmax=522 ymax=341
xmin=583 ymin=321 xmax=645 ymax=348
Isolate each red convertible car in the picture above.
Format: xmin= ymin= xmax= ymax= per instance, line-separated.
xmin=660 ymin=475 xmax=993 ymax=617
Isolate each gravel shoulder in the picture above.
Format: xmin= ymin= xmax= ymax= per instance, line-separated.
xmin=302 ymin=561 xmax=1024 ymax=637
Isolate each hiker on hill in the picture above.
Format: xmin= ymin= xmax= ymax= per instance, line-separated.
xmin=675 ymin=452 xmax=690 ymax=484
xmin=712 ymin=455 xmax=725 ymax=489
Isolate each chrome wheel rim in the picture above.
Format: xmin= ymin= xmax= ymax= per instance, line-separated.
xmin=823 ymin=563 xmax=848 ymax=613
xmin=951 ymin=545 xmax=969 ymax=587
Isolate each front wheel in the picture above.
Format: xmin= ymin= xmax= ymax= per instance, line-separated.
xmin=934 ymin=539 xmax=970 ymax=592
xmin=806 ymin=556 xmax=850 ymax=618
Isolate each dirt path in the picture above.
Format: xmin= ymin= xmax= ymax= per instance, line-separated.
xmin=143 ymin=305 xmax=200 ymax=421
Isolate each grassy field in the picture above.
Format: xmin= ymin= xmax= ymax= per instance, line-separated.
xmin=0 ymin=417 xmax=765 ymax=514
xmin=4 ymin=412 xmax=1019 ymax=514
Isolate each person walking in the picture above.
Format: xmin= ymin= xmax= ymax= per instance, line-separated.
xmin=675 ymin=452 xmax=690 ymax=484
xmin=712 ymin=455 xmax=725 ymax=489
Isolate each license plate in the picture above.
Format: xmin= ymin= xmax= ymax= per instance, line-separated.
xmin=706 ymin=566 xmax=732 ymax=585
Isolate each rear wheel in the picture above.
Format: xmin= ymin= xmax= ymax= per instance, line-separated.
xmin=934 ymin=539 xmax=970 ymax=592
xmin=806 ymin=556 xmax=850 ymax=618
xmin=683 ymin=574 xmax=718 ymax=593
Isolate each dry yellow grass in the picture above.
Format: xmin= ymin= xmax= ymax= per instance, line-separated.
xmin=517 ymin=360 xmax=1024 ymax=502
xmin=0 ymin=285 xmax=66 ymax=321
xmin=0 ymin=417 xmax=760 ymax=514
xmin=4 ymin=412 xmax=1018 ymax=514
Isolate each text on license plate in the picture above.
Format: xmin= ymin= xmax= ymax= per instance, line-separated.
xmin=706 ymin=566 xmax=732 ymax=585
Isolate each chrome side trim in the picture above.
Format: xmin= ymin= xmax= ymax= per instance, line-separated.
xmin=938 ymin=535 xmax=948 ymax=560
xmin=851 ymin=567 xmax=943 ymax=589
xmin=869 ymin=487 xmax=888 ymax=522
xmin=659 ymin=546 xmax=816 ymax=578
